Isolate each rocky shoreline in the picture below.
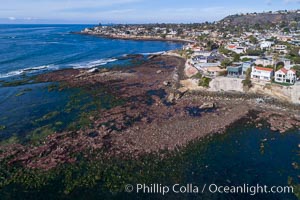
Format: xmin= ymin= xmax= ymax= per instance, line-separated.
xmin=0 ymin=54 xmax=299 ymax=171
xmin=73 ymin=31 xmax=195 ymax=44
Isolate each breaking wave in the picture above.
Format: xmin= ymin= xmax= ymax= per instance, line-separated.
xmin=71 ymin=58 xmax=117 ymax=69
xmin=139 ymin=51 xmax=166 ymax=56
xmin=0 ymin=64 xmax=58 ymax=78
xmin=0 ymin=58 xmax=118 ymax=78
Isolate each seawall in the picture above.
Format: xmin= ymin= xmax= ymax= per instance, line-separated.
xmin=207 ymin=77 xmax=300 ymax=104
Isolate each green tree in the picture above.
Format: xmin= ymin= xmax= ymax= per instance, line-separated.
xmin=248 ymin=35 xmax=258 ymax=44
xmin=246 ymin=49 xmax=264 ymax=56
xmin=272 ymin=53 xmax=280 ymax=71
xmin=221 ymin=59 xmax=232 ymax=68
xmin=283 ymin=27 xmax=290 ymax=33
xmin=292 ymin=65 xmax=300 ymax=77
xmin=219 ymin=46 xmax=231 ymax=56
xmin=242 ymin=57 xmax=252 ymax=62
xmin=276 ymin=63 xmax=284 ymax=71
xmin=198 ymin=77 xmax=212 ymax=88
xmin=160 ymin=34 xmax=167 ymax=39
xmin=233 ymin=54 xmax=240 ymax=62
xmin=242 ymin=68 xmax=252 ymax=88
xmin=290 ymin=21 xmax=298 ymax=30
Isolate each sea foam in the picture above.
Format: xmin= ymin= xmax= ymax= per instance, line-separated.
xmin=0 ymin=64 xmax=58 ymax=78
xmin=71 ymin=58 xmax=117 ymax=69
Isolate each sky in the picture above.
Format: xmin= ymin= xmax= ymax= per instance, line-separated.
xmin=0 ymin=0 xmax=299 ymax=24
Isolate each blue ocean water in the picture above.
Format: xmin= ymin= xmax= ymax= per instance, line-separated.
xmin=0 ymin=24 xmax=181 ymax=138
xmin=0 ymin=25 xmax=299 ymax=200
xmin=0 ymin=24 xmax=181 ymax=78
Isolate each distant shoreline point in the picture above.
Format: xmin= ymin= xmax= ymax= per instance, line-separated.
xmin=72 ymin=31 xmax=195 ymax=44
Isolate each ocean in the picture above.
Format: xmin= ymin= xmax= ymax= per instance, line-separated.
xmin=0 ymin=24 xmax=181 ymax=78
xmin=0 ymin=24 xmax=181 ymax=138
xmin=0 ymin=25 xmax=299 ymax=200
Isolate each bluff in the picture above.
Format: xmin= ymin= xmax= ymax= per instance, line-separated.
xmin=219 ymin=11 xmax=300 ymax=27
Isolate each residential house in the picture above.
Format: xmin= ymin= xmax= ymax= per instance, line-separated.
xmin=194 ymin=51 xmax=212 ymax=57
xmin=290 ymin=40 xmax=300 ymax=46
xmin=255 ymin=57 xmax=274 ymax=66
xmin=278 ymin=58 xmax=291 ymax=67
xmin=207 ymin=55 xmax=217 ymax=63
xmin=194 ymin=62 xmax=221 ymax=69
xmin=272 ymin=45 xmax=288 ymax=54
xmin=251 ymin=66 xmax=274 ymax=81
xmin=227 ymin=65 xmax=243 ymax=77
xmin=166 ymin=30 xmax=177 ymax=38
xmin=260 ymin=41 xmax=273 ymax=50
xmin=183 ymin=43 xmax=194 ymax=50
xmin=192 ymin=55 xmax=207 ymax=63
xmin=275 ymin=68 xmax=297 ymax=84
xmin=276 ymin=35 xmax=293 ymax=42
xmin=226 ymin=44 xmax=246 ymax=54
xmin=241 ymin=61 xmax=253 ymax=75
xmin=241 ymin=56 xmax=259 ymax=60
xmin=206 ymin=67 xmax=227 ymax=77
xmin=194 ymin=62 xmax=221 ymax=74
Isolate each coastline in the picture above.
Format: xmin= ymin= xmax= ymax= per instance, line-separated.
xmin=1 ymin=12 xmax=300 ymax=200
xmin=73 ymin=31 xmax=196 ymax=44
xmin=0 ymin=53 xmax=300 ymax=199
xmin=0 ymin=54 xmax=299 ymax=170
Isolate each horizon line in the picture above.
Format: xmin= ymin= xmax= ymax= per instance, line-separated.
xmin=0 ymin=22 xmax=217 ymax=25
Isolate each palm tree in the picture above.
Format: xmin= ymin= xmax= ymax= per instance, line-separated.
xmin=272 ymin=52 xmax=279 ymax=72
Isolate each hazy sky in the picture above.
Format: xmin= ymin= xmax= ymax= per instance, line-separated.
xmin=0 ymin=0 xmax=299 ymax=24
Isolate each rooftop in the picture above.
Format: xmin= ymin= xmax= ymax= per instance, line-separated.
xmin=255 ymin=66 xmax=274 ymax=72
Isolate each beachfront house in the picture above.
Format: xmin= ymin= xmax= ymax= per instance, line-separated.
xmin=241 ymin=61 xmax=253 ymax=75
xmin=206 ymin=67 xmax=227 ymax=77
xmin=227 ymin=65 xmax=243 ymax=77
xmin=274 ymin=68 xmax=297 ymax=84
xmin=194 ymin=62 xmax=221 ymax=75
xmin=251 ymin=66 xmax=274 ymax=81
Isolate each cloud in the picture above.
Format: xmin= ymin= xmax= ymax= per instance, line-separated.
xmin=0 ymin=0 xmax=299 ymax=24
xmin=60 ymin=7 xmax=135 ymax=13
xmin=0 ymin=0 xmax=144 ymax=23
xmin=23 ymin=17 xmax=36 ymax=20
xmin=104 ymin=9 xmax=135 ymax=14
xmin=283 ymin=0 xmax=300 ymax=3
xmin=8 ymin=17 xmax=16 ymax=20
xmin=266 ymin=0 xmax=272 ymax=5
xmin=20 ymin=0 xmax=142 ymax=10
xmin=1 ymin=0 xmax=142 ymax=14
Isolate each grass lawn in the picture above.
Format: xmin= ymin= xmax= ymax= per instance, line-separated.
xmin=271 ymin=80 xmax=294 ymax=86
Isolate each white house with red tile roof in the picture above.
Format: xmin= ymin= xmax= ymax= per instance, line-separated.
xmin=226 ymin=44 xmax=246 ymax=54
xmin=275 ymin=68 xmax=297 ymax=84
xmin=251 ymin=66 xmax=274 ymax=81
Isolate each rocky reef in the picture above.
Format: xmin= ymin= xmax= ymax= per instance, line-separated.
xmin=0 ymin=55 xmax=299 ymax=172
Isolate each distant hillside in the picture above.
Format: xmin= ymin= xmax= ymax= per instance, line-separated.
xmin=220 ymin=11 xmax=300 ymax=27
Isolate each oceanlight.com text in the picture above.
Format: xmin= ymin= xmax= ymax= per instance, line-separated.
xmin=125 ymin=183 xmax=294 ymax=196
